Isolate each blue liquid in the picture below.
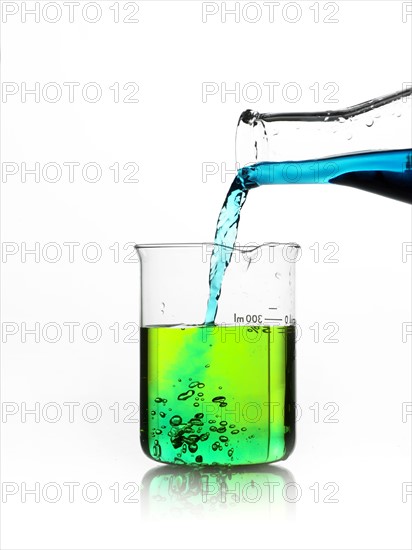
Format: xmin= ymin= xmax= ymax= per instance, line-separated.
xmin=205 ymin=149 xmax=412 ymax=324
xmin=205 ymin=181 xmax=249 ymax=325
xmin=239 ymin=149 xmax=412 ymax=191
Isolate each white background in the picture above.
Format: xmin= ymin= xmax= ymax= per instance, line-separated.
xmin=1 ymin=1 xmax=411 ymax=549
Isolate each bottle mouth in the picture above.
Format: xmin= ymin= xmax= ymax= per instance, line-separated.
xmin=238 ymin=109 xmax=260 ymax=125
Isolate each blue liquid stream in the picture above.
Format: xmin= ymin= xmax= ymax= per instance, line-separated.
xmin=205 ymin=149 xmax=412 ymax=324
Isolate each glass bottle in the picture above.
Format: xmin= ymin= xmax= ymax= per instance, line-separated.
xmin=236 ymin=87 xmax=412 ymax=203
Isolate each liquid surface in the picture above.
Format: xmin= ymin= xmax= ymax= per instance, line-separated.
xmin=140 ymin=325 xmax=295 ymax=466
xmin=205 ymin=149 xmax=412 ymax=324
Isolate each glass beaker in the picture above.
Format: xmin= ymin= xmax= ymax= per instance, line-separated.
xmin=136 ymin=242 xmax=300 ymax=467
xmin=236 ymin=87 xmax=412 ymax=203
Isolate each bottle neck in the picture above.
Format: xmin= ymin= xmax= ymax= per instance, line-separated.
xmin=236 ymin=88 xmax=412 ymax=166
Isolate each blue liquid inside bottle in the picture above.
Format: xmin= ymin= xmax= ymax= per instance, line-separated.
xmin=239 ymin=149 xmax=412 ymax=203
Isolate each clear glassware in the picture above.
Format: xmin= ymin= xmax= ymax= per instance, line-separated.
xmin=136 ymin=242 xmax=300 ymax=467
xmin=236 ymin=87 xmax=412 ymax=203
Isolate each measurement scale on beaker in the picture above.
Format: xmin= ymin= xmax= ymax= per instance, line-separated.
xmin=233 ymin=307 xmax=293 ymax=325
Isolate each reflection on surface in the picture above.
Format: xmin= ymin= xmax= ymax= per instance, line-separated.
xmin=141 ymin=464 xmax=296 ymax=520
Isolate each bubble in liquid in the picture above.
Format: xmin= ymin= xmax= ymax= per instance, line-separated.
xmin=155 ymin=429 xmax=162 ymax=435
xmin=210 ymin=426 xmax=217 ymax=432
xmin=193 ymin=402 xmax=200 ymax=407
xmin=196 ymin=455 xmax=203 ymax=463
xmin=231 ymin=429 xmax=239 ymax=435
xmin=178 ymin=390 xmax=195 ymax=401
xmin=189 ymin=381 xmax=205 ymax=389
xmin=218 ymin=386 xmax=222 ymax=390
xmin=159 ymin=411 xmax=166 ymax=418
xmin=219 ymin=436 xmax=228 ymax=443
xmin=195 ymin=413 xmax=204 ymax=419
xmin=366 ymin=119 xmax=374 ymax=127
xmin=153 ymin=440 xmax=161 ymax=459
xmin=208 ymin=419 xmax=216 ymax=424
xmin=228 ymin=448 xmax=234 ymax=457
xmin=204 ymin=364 xmax=210 ymax=368
xmin=198 ymin=392 xmax=204 ymax=397
xmin=229 ymin=424 xmax=235 ymax=429
xmin=217 ymin=427 xmax=226 ymax=434
xmin=241 ymin=427 xmax=247 ymax=432
xmin=190 ymin=418 xmax=202 ymax=426
xmin=220 ymin=421 xmax=227 ymax=426
xmin=212 ymin=396 xmax=225 ymax=403
xmin=212 ymin=442 xmax=219 ymax=451
xmin=154 ymin=397 xmax=163 ymax=403
xmin=170 ymin=415 xmax=182 ymax=426
xmin=188 ymin=443 xmax=198 ymax=453
xmin=151 ymin=411 xmax=156 ymax=416
xmin=200 ymin=432 xmax=210 ymax=441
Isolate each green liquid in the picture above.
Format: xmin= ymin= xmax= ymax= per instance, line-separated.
xmin=140 ymin=325 xmax=295 ymax=466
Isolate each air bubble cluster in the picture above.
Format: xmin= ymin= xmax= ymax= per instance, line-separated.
xmin=149 ymin=376 xmax=252 ymax=464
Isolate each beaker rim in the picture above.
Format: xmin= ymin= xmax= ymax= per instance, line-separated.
xmin=134 ymin=241 xmax=300 ymax=252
